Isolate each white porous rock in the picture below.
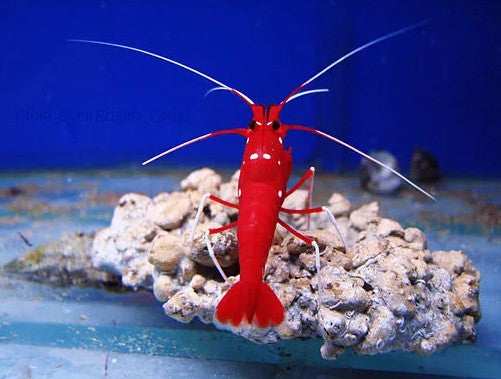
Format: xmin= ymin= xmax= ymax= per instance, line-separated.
xmin=320 ymin=266 xmax=371 ymax=312
xmin=111 ymin=193 xmax=152 ymax=230
xmin=87 ymin=169 xmax=480 ymax=360
xmin=92 ymin=193 xmax=156 ymax=288
xmin=148 ymin=232 xmax=184 ymax=273
xmin=207 ymin=203 xmax=231 ymax=226
xmin=189 ymin=221 xmax=239 ymax=267
xmin=404 ymin=227 xmax=428 ymax=250
xmin=147 ymin=191 xmax=193 ymax=230
xmin=153 ymin=273 xmax=178 ymax=302
xmin=218 ymin=171 xmax=240 ymax=218
xmin=230 ymin=169 xmax=240 ymax=182
xmin=328 ymin=193 xmax=351 ymax=216
xmin=376 ymin=218 xmax=404 ymax=238
xmin=181 ymin=168 xmax=222 ymax=195
xmin=350 ymin=238 xmax=389 ymax=269
xmin=154 ymin=204 xmax=479 ymax=356
xmin=122 ymin=258 xmax=155 ymax=289
xmin=281 ymin=189 xmax=309 ymax=229
xmin=282 ymin=189 xmax=308 ymax=211
xmin=349 ymin=202 xmax=379 ymax=231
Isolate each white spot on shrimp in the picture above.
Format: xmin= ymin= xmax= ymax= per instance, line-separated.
xmin=278 ymin=160 xmax=281 ymax=165
xmin=266 ymin=121 xmax=272 ymax=126
xmin=263 ymin=153 xmax=271 ymax=160
xmin=278 ymin=190 xmax=283 ymax=198
xmin=278 ymin=137 xmax=283 ymax=144
xmin=246 ymin=138 xmax=249 ymax=144
xmin=250 ymin=153 xmax=258 ymax=160
xmin=238 ymin=188 xmax=241 ymax=197
xmin=256 ymin=121 xmax=262 ymax=126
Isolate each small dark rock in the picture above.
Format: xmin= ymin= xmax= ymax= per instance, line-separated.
xmin=410 ymin=147 xmax=440 ymax=183
xmin=1 ymin=186 xmax=26 ymax=197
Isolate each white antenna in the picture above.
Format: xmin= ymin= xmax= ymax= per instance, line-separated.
xmin=288 ymin=125 xmax=436 ymax=201
xmin=69 ymin=39 xmax=254 ymax=104
xmin=282 ymin=20 xmax=429 ymax=104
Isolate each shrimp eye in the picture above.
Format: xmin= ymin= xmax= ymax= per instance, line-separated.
xmin=249 ymin=120 xmax=256 ymax=130
xmin=272 ymin=120 xmax=280 ymax=130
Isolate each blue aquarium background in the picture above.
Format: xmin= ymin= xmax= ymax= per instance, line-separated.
xmin=1 ymin=0 xmax=500 ymax=176
xmin=1 ymin=2 xmax=501 ymax=378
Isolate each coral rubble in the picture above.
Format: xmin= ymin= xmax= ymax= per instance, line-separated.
xmin=5 ymin=168 xmax=481 ymax=358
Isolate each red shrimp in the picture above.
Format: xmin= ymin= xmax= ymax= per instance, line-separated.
xmin=71 ymin=21 xmax=434 ymax=329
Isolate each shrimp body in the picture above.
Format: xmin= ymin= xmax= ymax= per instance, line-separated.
xmin=216 ymin=105 xmax=292 ymax=327
xmin=238 ymin=104 xmax=292 ymax=281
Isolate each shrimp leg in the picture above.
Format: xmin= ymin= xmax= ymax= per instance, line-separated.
xmin=280 ymin=206 xmax=347 ymax=251
xmin=191 ymin=193 xmax=238 ymax=283
xmin=190 ymin=192 xmax=239 ymax=243
xmin=285 ymin=167 xmax=315 ymax=228
xmin=277 ymin=218 xmax=323 ymax=303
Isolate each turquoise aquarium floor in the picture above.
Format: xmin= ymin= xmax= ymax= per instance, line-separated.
xmin=0 ymin=169 xmax=499 ymax=378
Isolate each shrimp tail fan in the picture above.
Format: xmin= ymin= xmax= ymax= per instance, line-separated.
xmin=215 ymin=280 xmax=284 ymax=328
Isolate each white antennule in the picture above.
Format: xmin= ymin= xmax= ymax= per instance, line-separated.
xmin=285 ymin=89 xmax=329 ymax=103
xmin=204 ymin=86 xmax=231 ymax=98
xmin=288 ymin=125 xmax=436 ymax=201
xmin=68 ymin=39 xmax=254 ymax=105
